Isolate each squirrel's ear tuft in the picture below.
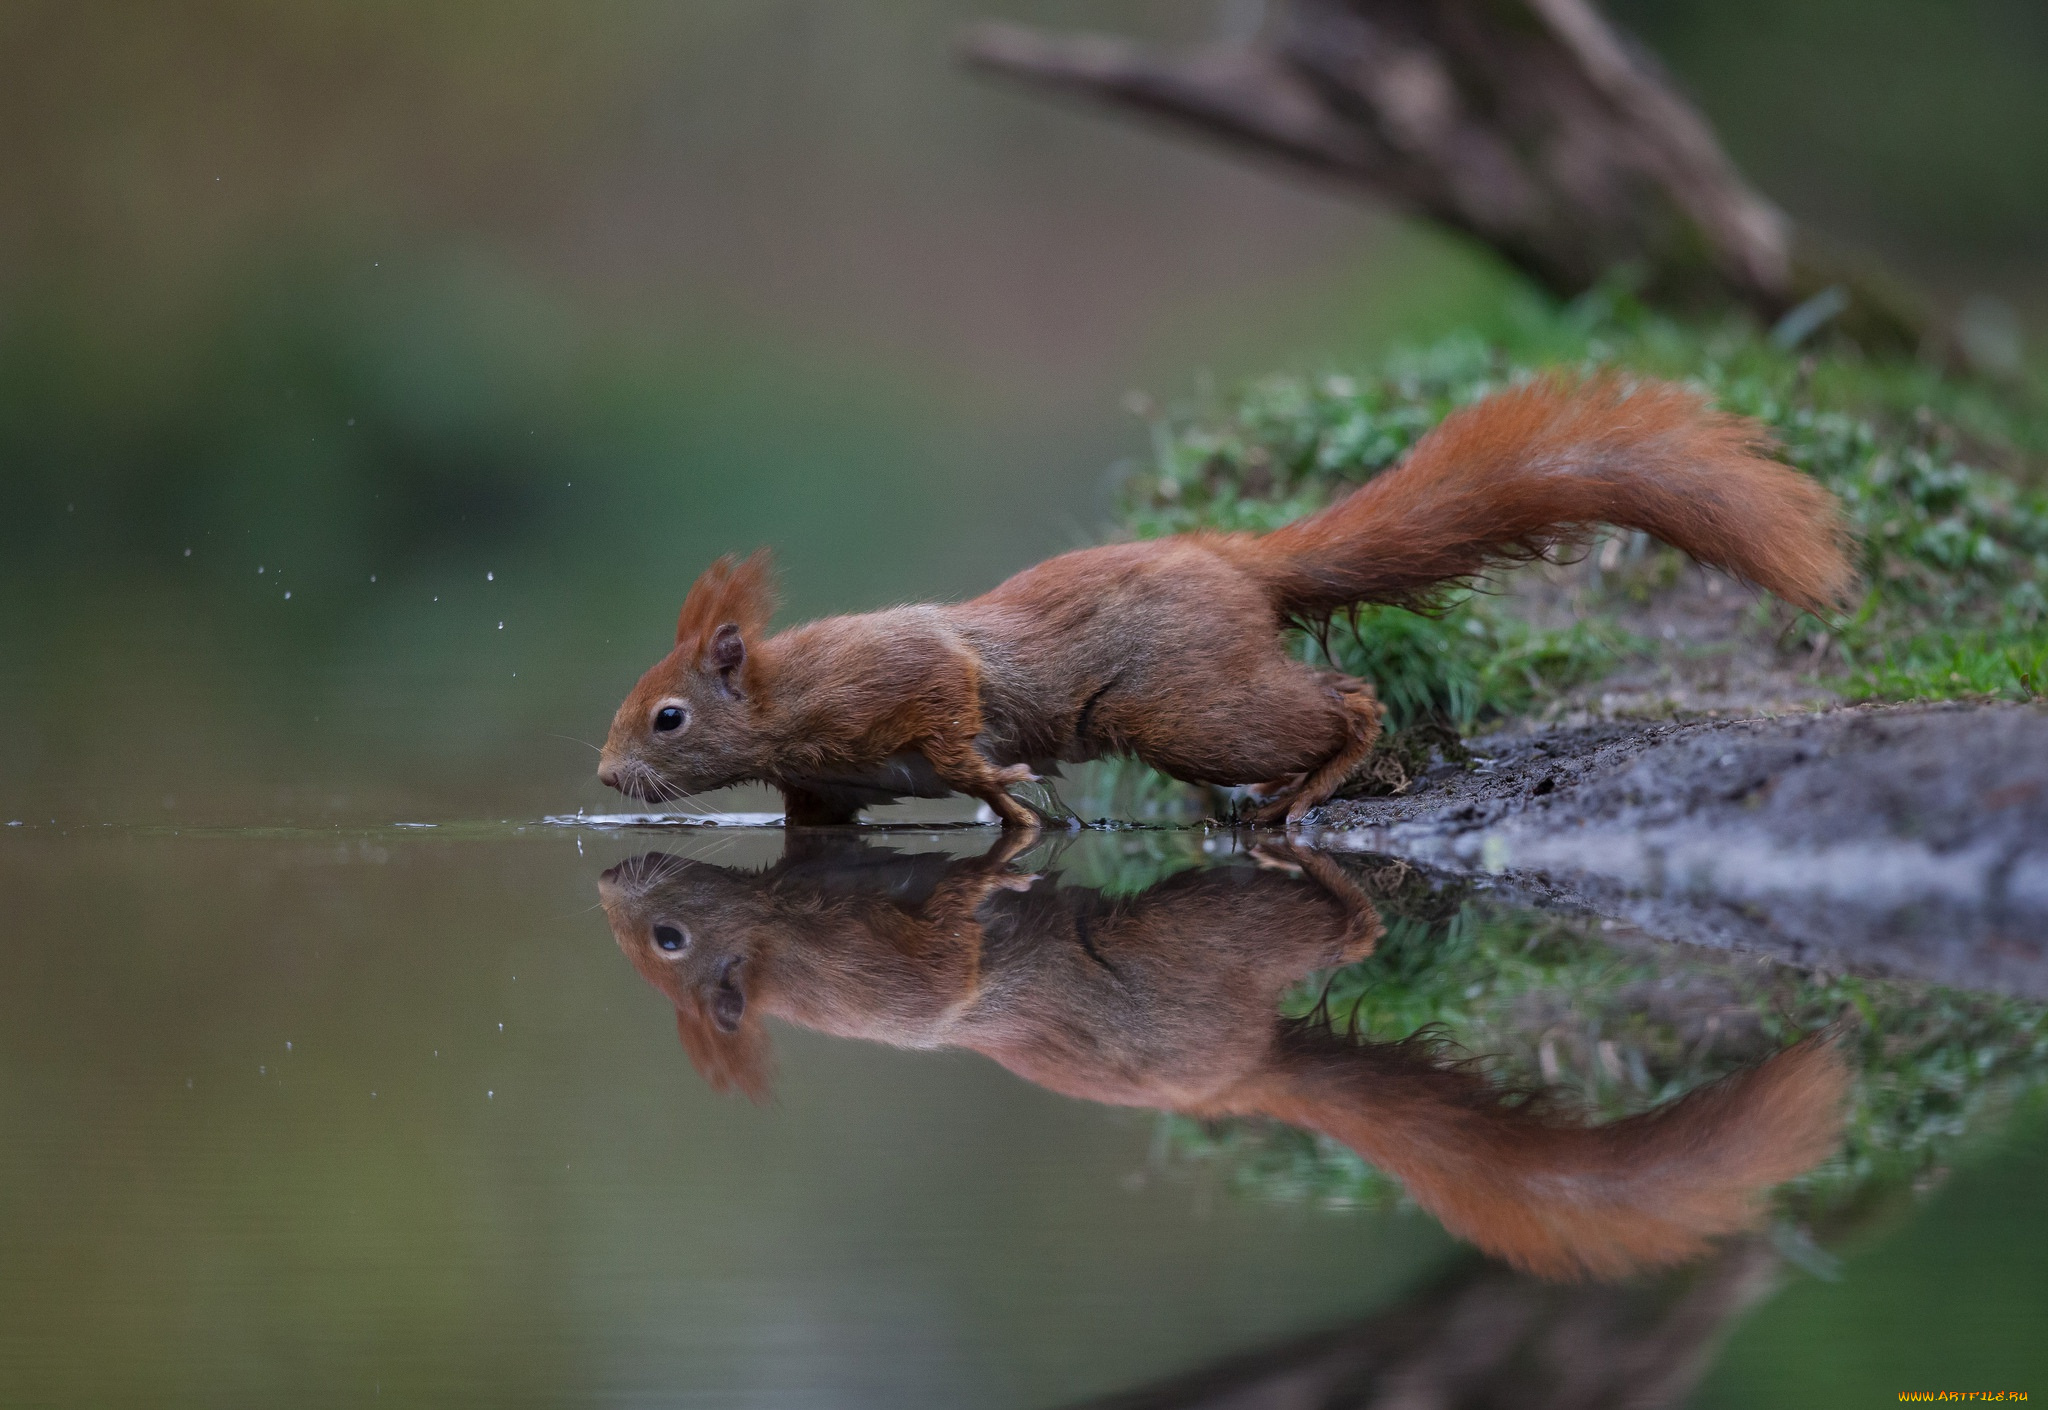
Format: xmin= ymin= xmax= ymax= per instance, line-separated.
xmin=676 ymin=549 xmax=777 ymax=652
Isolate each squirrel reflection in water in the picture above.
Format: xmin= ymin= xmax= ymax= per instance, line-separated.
xmin=597 ymin=837 xmax=1846 ymax=1282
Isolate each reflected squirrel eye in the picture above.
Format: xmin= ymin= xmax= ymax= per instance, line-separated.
xmin=653 ymin=706 xmax=686 ymax=733
xmin=653 ymin=924 xmax=688 ymax=952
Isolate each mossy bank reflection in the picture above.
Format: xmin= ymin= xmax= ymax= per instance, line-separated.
xmin=598 ymin=835 xmax=1846 ymax=1282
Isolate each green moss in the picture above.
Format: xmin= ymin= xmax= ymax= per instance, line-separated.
xmin=1118 ymin=286 xmax=2048 ymax=722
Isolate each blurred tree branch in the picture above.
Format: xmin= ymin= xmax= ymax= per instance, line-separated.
xmin=1063 ymin=1239 xmax=1782 ymax=1410
xmin=958 ymin=0 xmax=1934 ymax=355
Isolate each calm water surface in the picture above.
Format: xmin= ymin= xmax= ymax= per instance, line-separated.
xmin=3 ymin=819 xmax=2043 ymax=1407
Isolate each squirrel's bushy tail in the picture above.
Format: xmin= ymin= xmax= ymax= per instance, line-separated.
xmin=1238 ymin=375 xmax=1853 ymax=618
xmin=1236 ymin=1030 xmax=1848 ymax=1280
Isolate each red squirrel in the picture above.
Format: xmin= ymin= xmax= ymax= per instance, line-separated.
xmin=599 ymin=375 xmax=1851 ymax=825
xmin=597 ymin=838 xmax=1849 ymax=1280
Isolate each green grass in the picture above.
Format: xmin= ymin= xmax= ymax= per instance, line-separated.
xmin=1118 ymin=284 xmax=2048 ymax=726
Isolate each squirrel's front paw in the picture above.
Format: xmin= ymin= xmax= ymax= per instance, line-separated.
xmin=994 ymin=763 xmax=1039 ymax=785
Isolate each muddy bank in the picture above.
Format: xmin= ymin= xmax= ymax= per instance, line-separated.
xmin=1307 ymin=701 xmax=2048 ymax=998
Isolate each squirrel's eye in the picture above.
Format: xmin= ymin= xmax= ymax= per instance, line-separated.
xmin=653 ymin=924 xmax=688 ymax=953
xmin=653 ymin=706 xmax=686 ymax=733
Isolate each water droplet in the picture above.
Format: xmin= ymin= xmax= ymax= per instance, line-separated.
xmin=283 ymin=591 xmax=291 ymax=600
xmin=347 ymin=418 xmax=355 ymax=426
xmin=487 ymin=1090 xmax=494 ymax=1099
xmin=498 ymin=1023 xmax=504 ymax=1031
xmin=498 ymin=622 xmax=504 ymax=630
xmin=486 ymin=571 xmax=494 ymax=581
xmin=257 ymin=565 xmax=264 ymax=574
xmin=369 ymin=574 xmax=376 ymax=583
xmin=183 ymin=548 xmax=192 ymax=556
xmin=285 ymin=1041 xmax=292 ymax=1050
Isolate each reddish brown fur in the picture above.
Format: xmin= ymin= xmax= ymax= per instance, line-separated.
xmin=1243 ymin=1027 xmax=1846 ymax=1280
xmin=601 ymin=376 xmax=1853 ymax=824
xmin=673 ymin=549 xmax=776 ymax=665
xmin=598 ymin=841 xmax=1849 ymax=1279
xmin=1249 ymin=374 xmax=1853 ymax=618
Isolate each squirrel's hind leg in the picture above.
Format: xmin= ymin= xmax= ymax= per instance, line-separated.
xmin=1251 ymin=844 xmax=1384 ymax=960
xmin=1252 ymin=680 xmax=1383 ymax=825
xmin=1248 ymin=771 xmax=1306 ymax=802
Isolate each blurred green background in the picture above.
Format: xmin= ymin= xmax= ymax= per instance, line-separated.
xmin=3 ymin=0 xmax=2043 ymax=825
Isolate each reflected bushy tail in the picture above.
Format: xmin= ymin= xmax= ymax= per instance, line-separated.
xmin=1235 ymin=376 xmax=1854 ymax=618
xmin=1242 ymin=1030 xmax=1849 ymax=1280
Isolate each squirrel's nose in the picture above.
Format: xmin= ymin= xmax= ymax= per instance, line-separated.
xmin=597 ymin=764 xmax=621 ymax=791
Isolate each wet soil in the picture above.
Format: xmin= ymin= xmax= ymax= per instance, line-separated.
xmin=1311 ymin=700 xmax=2048 ymax=998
